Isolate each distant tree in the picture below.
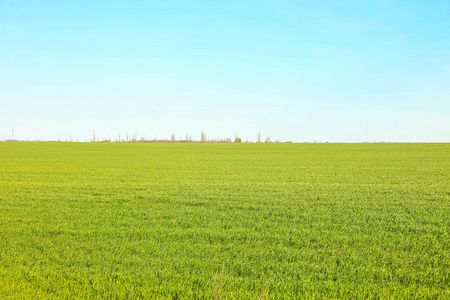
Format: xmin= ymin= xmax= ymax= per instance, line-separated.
xmin=201 ymin=131 xmax=207 ymax=142
xmin=171 ymin=133 xmax=176 ymax=142
xmin=235 ymin=132 xmax=241 ymax=143
xmin=265 ymin=137 xmax=271 ymax=143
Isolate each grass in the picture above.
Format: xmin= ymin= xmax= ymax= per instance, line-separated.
xmin=0 ymin=142 xmax=449 ymax=298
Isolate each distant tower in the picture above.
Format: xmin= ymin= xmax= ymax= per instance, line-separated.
xmin=12 ymin=127 xmax=14 ymax=140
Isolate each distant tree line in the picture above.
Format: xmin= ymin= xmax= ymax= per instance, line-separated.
xmin=88 ymin=131 xmax=281 ymax=143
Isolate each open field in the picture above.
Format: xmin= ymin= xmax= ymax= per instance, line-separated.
xmin=0 ymin=142 xmax=449 ymax=298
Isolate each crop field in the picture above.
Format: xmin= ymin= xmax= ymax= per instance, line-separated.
xmin=0 ymin=142 xmax=449 ymax=299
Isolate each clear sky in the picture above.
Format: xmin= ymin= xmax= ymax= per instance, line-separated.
xmin=1 ymin=0 xmax=449 ymax=142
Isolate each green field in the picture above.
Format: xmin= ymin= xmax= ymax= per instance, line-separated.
xmin=0 ymin=142 xmax=449 ymax=298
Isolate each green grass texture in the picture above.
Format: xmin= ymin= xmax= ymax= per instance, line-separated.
xmin=1 ymin=142 xmax=449 ymax=299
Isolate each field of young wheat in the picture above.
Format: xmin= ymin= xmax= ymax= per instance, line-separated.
xmin=0 ymin=142 xmax=449 ymax=298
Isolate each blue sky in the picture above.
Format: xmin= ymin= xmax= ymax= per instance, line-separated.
xmin=1 ymin=0 xmax=449 ymax=142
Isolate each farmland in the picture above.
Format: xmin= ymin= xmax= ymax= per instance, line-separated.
xmin=0 ymin=142 xmax=449 ymax=298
